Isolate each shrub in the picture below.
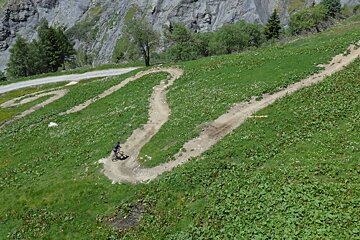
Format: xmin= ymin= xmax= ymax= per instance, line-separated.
xmin=290 ymin=4 xmax=328 ymax=35
xmin=321 ymin=0 xmax=341 ymax=17
xmin=353 ymin=5 xmax=360 ymax=14
xmin=0 ymin=71 xmax=6 ymax=81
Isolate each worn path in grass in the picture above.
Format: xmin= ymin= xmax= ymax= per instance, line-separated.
xmin=0 ymin=67 xmax=139 ymax=94
xmin=99 ymin=41 xmax=360 ymax=184
xmin=0 ymin=89 xmax=68 ymax=129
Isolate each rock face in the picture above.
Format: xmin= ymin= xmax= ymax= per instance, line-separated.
xmin=0 ymin=0 xmax=358 ymax=71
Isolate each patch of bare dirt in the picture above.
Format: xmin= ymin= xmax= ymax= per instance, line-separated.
xmin=107 ymin=203 xmax=145 ymax=231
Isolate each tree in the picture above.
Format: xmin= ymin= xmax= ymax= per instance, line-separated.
xmin=236 ymin=21 xmax=265 ymax=48
xmin=77 ymin=48 xmax=95 ymax=67
xmin=123 ymin=17 xmax=159 ymax=66
xmin=26 ymin=40 xmax=42 ymax=76
xmin=321 ymin=0 xmax=341 ymax=17
xmin=212 ymin=23 xmax=249 ymax=54
xmin=112 ymin=37 xmax=139 ymax=63
xmin=264 ymin=9 xmax=282 ymax=40
xmin=165 ymin=23 xmax=203 ymax=61
xmin=7 ymin=36 xmax=30 ymax=78
xmin=7 ymin=20 xmax=75 ymax=78
xmin=208 ymin=21 xmax=264 ymax=55
xmin=0 ymin=71 xmax=6 ymax=81
xmin=55 ymin=27 xmax=76 ymax=69
xmin=290 ymin=4 xmax=328 ymax=34
xmin=354 ymin=5 xmax=360 ymax=14
xmin=37 ymin=20 xmax=75 ymax=72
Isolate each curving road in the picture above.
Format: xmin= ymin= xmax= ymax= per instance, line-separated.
xmin=0 ymin=67 xmax=139 ymax=94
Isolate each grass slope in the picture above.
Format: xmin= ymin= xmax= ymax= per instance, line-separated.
xmin=0 ymin=83 xmax=66 ymax=124
xmin=124 ymin=57 xmax=360 ymax=239
xmin=139 ymin=19 xmax=360 ymax=167
xmin=0 ymin=18 xmax=359 ymax=238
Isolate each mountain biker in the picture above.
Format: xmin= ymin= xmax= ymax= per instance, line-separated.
xmin=113 ymin=142 xmax=121 ymax=159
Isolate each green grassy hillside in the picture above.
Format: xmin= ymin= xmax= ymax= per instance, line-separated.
xmin=126 ymin=57 xmax=360 ymax=239
xmin=0 ymin=18 xmax=360 ymax=239
xmin=140 ymin=19 xmax=360 ymax=167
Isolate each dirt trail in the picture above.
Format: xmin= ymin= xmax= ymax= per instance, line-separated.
xmin=99 ymin=41 xmax=360 ymax=184
xmin=0 ymin=90 xmax=68 ymax=129
xmin=60 ymin=68 xmax=181 ymax=115
xmin=1 ymin=41 xmax=359 ymax=183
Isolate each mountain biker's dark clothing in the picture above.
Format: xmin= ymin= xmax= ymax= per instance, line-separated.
xmin=113 ymin=143 xmax=121 ymax=154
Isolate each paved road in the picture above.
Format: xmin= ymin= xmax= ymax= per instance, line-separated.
xmin=0 ymin=67 xmax=139 ymax=94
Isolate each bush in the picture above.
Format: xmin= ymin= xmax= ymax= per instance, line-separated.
xmin=164 ymin=21 xmax=264 ymax=60
xmin=353 ymin=5 xmax=360 ymax=14
xmin=0 ymin=71 xmax=6 ymax=81
xmin=290 ymin=4 xmax=328 ymax=35
xmin=321 ymin=0 xmax=341 ymax=17
xmin=210 ymin=21 xmax=265 ymax=55
xmin=165 ymin=23 xmax=204 ymax=61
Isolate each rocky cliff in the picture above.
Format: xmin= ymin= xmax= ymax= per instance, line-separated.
xmin=0 ymin=0 xmax=358 ymax=71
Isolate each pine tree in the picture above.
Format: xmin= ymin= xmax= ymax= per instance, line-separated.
xmin=37 ymin=20 xmax=60 ymax=72
xmin=55 ymin=27 xmax=76 ymax=69
xmin=321 ymin=0 xmax=341 ymax=17
xmin=7 ymin=20 xmax=75 ymax=78
xmin=264 ymin=9 xmax=282 ymax=40
xmin=37 ymin=20 xmax=75 ymax=72
xmin=7 ymin=36 xmax=30 ymax=78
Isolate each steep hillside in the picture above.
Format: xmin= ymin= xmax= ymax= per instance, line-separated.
xmin=0 ymin=0 xmax=358 ymax=71
xmin=0 ymin=17 xmax=360 ymax=238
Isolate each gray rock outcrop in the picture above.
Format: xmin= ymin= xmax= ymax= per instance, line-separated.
xmin=0 ymin=0 xmax=358 ymax=71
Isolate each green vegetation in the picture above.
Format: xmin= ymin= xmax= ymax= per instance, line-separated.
xmin=125 ymin=4 xmax=140 ymax=22
xmin=289 ymin=0 xmax=360 ymax=35
xmin=321 ymin=0 xmax=341 ymax=17
xmin=127 ymin=57 xmax=360 ymax=239
xmin=112 ymin=37 xmax=140 ymax=63
xmin=264 ymin=9 xmax=282 ymax=40
xmin=354 ymin=4 xmax=360 ymax=14
xmin=0 ymin=17 xmax=360 ymax=238
xmin=0 ymin=95 xmax=50 ymax=124
xmin=164 ymin=21 xmax=265 ymax=61
xmin=140 ymin=18 xmax=360 ymax=168
xmin=0 ymin=70 xmax=164 ymax=239
xmin=0 ymin=83 xmax=65 ymax=124
xmin=112 ymin=5 xmax=142 ymax=64
xmin=288 ymin=0 xmax=308 ymax=13
xmin=123 ymin=16 xmax=160 ymax=66
xmin=7 ymin=20 xmax=75 ymax=79
xmin=290 ymin=4 xmax=328 ymax=34
xmin=0 ymin=0 xmax=7 ymax=10
xmin=0 ymin=71 xmax=6 ymax=81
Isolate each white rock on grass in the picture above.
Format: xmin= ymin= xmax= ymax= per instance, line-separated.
xmin=48 ymin=122 xmax=59 ymax=128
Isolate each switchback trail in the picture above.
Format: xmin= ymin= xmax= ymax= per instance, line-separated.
xmin=99 ymin=41 xmax=360 ymax=184
xmin=0 ymin=67 xmax=139 ymax=128
xmin=0 ymin=89 xmax=68 ymax=129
